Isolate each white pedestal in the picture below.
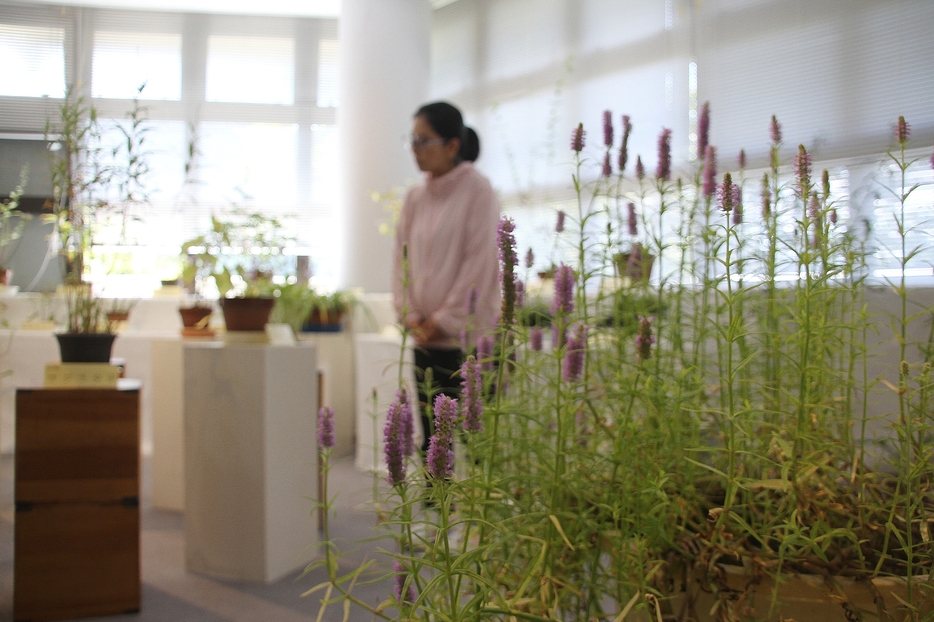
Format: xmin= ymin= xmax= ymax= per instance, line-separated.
xmin=150 ymin=338 xmax=186 ymax=511
xmin=298 ymin=331 xmax=355 ymax=458
xmin=183 ymin=342 xmax=318 ymax=583
xmin=353 ymin=332 xmax=417 ymax=473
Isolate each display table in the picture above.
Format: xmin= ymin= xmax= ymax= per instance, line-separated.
xmin=14 ymin=382 xmax=141 ymax=621
xmin=183 ymin=342 xmax=318 ymax=583
xmin=353 ymin=332 xmax=416 ymax=473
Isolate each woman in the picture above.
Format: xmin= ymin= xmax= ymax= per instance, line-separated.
xmin=392 ymin=101 xmax=500 ymax=454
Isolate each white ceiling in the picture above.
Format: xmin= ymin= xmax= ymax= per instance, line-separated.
xmin=18 ymin=0 xmax=341 ymax=18
xmin=16 ymin=0 xmax=457 ymax=17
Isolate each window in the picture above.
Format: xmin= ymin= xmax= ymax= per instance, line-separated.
xmin=0 ymin=23 xmax=65 ymax=98
xmin=206 ymin=35 xmax=295 ymax=105
xmin=92 ymin=31 xmax=182 ymax=100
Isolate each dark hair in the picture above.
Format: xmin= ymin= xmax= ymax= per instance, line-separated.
xmin=415 ymin=101 xmax=481 ymax=162
xmin=460 ymin=126 xmax=480 ymax=162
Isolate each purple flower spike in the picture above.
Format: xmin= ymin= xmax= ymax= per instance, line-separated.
xmin=515 ymin=279 xmax=525 ymax=309
xmin=795 ymin=144 xmax=812 ymax=196
xmin=498 ymin=216 xmax=518 ymax=326
xmin=619 ymin=115 xmax=632 ymax=173
xmin=896 ymin=116 xmax=910 ymax=144
xmin=656 ymin=128 xmax=672 ymax=181
xmin=478 ymin=334 xmax=494 ymax=372
xmin=738 ymin=149 xmax=747 ymax=169
xmin=719 ymin=172 xmax=734 ymax=213
xmin=393 ymin=561 xmax=416 ymax=604
xmin=602 ymin=110 xmax=613 ymax=147
xmin=318 ymin=406 xmax=335 ymax=449
xmin=761 ymin=173 xmax=771 ymax=219
xmin=702 ymin=146 xmax=717 ymax=199
xmin=556 ymin=210 xmax=565 ymax=233
xmin=602 ymin=151 xmax=612 ymax=178
xmin=525 ymin=247 xmax=535 ymax=270
xmin=635 ymin=156 xmax=645 ymax=181
xmin=551 ymin=264 xmax=575 ymax=316
xmin=562 ymin=323 xmax=588 ymax=382
xmin=808 ymin=193 xmax=820 ymax=220
xmin=829 ymin=208 xmax=838 ymax=225
xmin=732 ymin=198 xmax=743 ymax=226
xmin=383 ymin=400 xmax=406 ymax=485
xmin=427 ymin=395 xmax=457 ymax=479
xmin=627 ymin=202 xmax=637 ymax=237
xmin=397 ymin=388 xmax=414 ymax=457
xmin=770 ymin=115 xmax=782 ymax=144
xmin=930 ymin=150 xmax=934 ymax=170
xmin=635 ymin=315 xmax=655 ymax=360
xmin=571 ymin=123 xmax=585 ymax=152
xmin=697 ymin=102 xmax=710 ymax=159
xmin=530 ymin=327 xmax=543 ymax=351
xmin=460 ymin=356 xmax=484 ymax=433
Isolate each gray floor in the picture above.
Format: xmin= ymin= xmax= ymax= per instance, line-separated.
xmin=0 ymin=453 xmax=399 ymax=622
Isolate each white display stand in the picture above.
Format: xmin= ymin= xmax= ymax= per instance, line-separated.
xmin=183 ymin=342 xmax=319 ymax=583
xmin=298 ymin=331 xmax=355 ymax=458
xmin=353 ymin=331 xmax=417 ymax=474
xmin=150 ymin=338 xmax=188 ymax=511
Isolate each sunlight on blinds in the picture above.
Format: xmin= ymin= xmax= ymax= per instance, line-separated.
xmin=430 ymin=4 xmax=474 ymax=97
xmin=206 ymin=35 xmax=295 ymax=104
xmin=316 ymin=39 xmax=339 ymax=107
xmin=485 ymin=0 xmax=565 ymax=82
xmin=92 ymin=31 xmax=181 ymax=100
xmin=579 ymin=0 xmax=667 ymax=54
xmin=198 ymin=122 xmax=299 ymax=208
xmin=0 ymin=24 xmax=64 ymax=98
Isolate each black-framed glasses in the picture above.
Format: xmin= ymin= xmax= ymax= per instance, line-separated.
xmin=404 ymin=134 xmax=446 ymax=150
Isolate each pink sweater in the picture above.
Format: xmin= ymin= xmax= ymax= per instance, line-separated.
xmin=393 ymin=162 xmax=501 ymax=349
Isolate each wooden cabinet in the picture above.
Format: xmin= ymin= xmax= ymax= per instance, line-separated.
xmin=14 ymin=387 xmax=141 ymax=622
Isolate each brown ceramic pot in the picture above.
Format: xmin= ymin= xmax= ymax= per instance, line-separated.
xmin=220 ymin=297 xmax=275 ymax=332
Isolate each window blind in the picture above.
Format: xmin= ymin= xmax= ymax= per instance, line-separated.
xmin=0 ymin=23 xmax=65 ymax=98
xmin=430 ymin=0 xmax=934 ymax=283
xmin=92 ymin=30 xmax=181 ymax=100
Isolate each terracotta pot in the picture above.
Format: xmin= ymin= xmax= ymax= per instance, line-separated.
xmin=107 ymin=311 xmax=130 ymax=323
xmin=220 ymin=297 xmax=275 ymax=332
xmin=614 ymin=248 xmax=655 ymax=281
xmin=55 ymin=333 xmax=117 ymax=363
xmin=0 ymin=268 xmax=12 ymax=285
xmin=179 ymin=305 xmax=213 ymax=328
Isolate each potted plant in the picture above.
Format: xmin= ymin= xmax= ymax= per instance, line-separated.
xmin=181 ymin=209 xmax=296 ymax=332
xmin=268 ymin=281 xmax=317 ymax=335
xmin=303 ymin=289 xmax=355 ymax=332
xmin=43 ymin=87 xmax=150 ymax=360
xmin=613 ymin=242 xmax=655 ymax=281
xmin=0 ymin=166 xmax=30 ymax=287
xmin=55 ymin=283 xmax=118 ymax=363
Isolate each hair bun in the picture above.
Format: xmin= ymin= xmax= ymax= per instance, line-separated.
xmin=460 ymin=126 xmax=480 ymax=162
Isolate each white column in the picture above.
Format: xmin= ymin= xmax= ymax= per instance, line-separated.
xmin=337 ymin=0 xmax=431 ymax=293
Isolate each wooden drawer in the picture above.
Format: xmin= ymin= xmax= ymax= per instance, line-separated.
xmin=13 ymin=502 xmax=140 ymax=621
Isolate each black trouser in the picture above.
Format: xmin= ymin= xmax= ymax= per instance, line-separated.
xmin=414 ymin=346 xmax=465 ymax=454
